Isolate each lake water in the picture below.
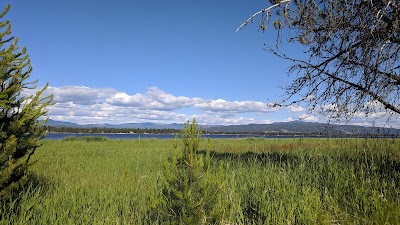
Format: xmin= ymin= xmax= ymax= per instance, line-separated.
xmin=44 ymin=133 xmax=305 ymax=140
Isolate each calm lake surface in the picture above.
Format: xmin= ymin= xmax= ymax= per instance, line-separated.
xmin=45 ymin=133 xmax=306 ymax=140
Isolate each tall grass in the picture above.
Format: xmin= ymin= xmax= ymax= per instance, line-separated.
xmin=0 ymin=139 xmax=170 ymax=224
xmin=62 ymin=135 xmax=109 ymax=142
xmin=207 ymin=137 xmax=400 ymax=224
xmin=0 ymin=137 xmax=399 ymax=224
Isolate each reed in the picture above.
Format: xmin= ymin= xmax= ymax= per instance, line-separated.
xmin=0 ymin=137 xmax=398 ymax=224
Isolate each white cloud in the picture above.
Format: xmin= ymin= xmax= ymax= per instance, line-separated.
xmin=21 ymin=85 xmax=399 ymax=127
xmin=298 ymin=114 xmax=319 ymax=122
xmin=43 ymin=85 xmax=279 ymax=114
xmin=147 ymin=87 xmax=203 ymax=107
xmin=38 ymin=85 xmax=282 ymax=125
xmin=284 ymin=117 xmax=295 ymax=122
xmin=353 ymin=111 xmax=388 ymax=119
xmin=47 ymin=86 xmax=117 ymax=105
xmin=194 ymin=113 xmax=272 ymax=125
xmin=106 ymin=87 xmax=201 ymax=110
xmin=347 ymin=114 xmax=400 ymax=128
xmin=288 ymin=105 xmax=306 ymax=112
xmin=334 ymin=100 xmax=400 ymax=128
xmin=48 ymin=102 xmax=191 ymax=124
xmin=194 ymin=99 xmax=278 ymax=113
xmin=304 ymin=94 xmax=316 ymax=101
xmin=106 ymin=92 xmax=160 ymax=108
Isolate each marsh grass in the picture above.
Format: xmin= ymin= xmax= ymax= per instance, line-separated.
xmin=62 ymin=136 xmax=109 ymax=142
xmin=0 ymin=137 xmax=399 ymax=224
xmin=208 ymin=137 xmax=400 ymax=224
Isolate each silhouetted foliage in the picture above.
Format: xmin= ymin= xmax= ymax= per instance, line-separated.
xmin=239 ymin=0 xmax=400 ymax=120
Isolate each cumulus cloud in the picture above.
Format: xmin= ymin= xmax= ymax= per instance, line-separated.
xmin=194 ymin=113 xmax=272 ymax=125
xmin=47 ymin=86 xmax=118 ymax=105
xmin=298 ymin=114 xmax=319 ymax=122
xmin=288 ymin=105 xmax=306 ymax=113
xmin=35 ymin=85 xmax=280 ymax=125
xmin=347 ymin=113 xmax=399 ymax=128
xmin=321 ymin=100 xmax=400 ymax=128
xmin=284 ymin=117 xmax=295 ymax=122
xmin=48 ymin=102 xmax=191 ymax=124
xmin=194 ymin=99 xmax=278 ymax=113
xmin=106 ymin=92 xmax=160 ymax=108
xmin=39 ymin=85 xmax=278 ymax=113
xmin=147 ymin=87 xmax=203 ymax=107
xmin=106 ymin=87 xmax=201 ymax=110
xmin=21 ymin=85 xmax=400 ymax=127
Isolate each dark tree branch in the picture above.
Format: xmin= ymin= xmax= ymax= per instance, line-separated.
xmin=298 ymin=59 xmax=400 ymax=114
xmin=239 ymin=0 xmax=400 ymax=120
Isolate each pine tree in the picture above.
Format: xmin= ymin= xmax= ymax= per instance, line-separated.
xmin=0 ymin=4 xmax=52 ymax=200
xmin=152 ymin=119 xmax=224 ymax=224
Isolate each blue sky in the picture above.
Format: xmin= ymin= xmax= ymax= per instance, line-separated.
xmin=2 ymin=1 xmax=398 ymax=127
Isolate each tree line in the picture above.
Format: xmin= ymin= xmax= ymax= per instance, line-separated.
xmin=46 ymin=126 xmax=180 ymax=134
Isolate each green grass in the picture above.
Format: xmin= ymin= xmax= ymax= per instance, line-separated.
xmin=62 ymin=135 xmax=109 ymax=142
xmin=210 ymin=138 xmax=400 ymax=224
xmin=1 ymin=138 xmax=399 ymax=224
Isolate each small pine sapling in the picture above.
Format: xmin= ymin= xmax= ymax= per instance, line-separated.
xmin=153 ymin=119 xmax=223 ymax=224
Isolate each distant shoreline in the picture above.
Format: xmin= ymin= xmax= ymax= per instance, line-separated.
xmin=45 ymin=132 xmax=399 ymax=139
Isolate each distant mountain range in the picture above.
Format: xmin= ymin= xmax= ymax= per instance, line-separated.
xmin=45 ymin=119 xmax=184 ymax=130
xmin=45 ymin=119 xmax=400 ymax=135
xmin=209 ymin=121 xmax=400 ymax=135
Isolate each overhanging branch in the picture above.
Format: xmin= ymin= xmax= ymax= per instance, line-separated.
xmin=236 ymin=0 xmax=291 ymax=32
xmin=301 ymin=62 xmax=400 ymax=114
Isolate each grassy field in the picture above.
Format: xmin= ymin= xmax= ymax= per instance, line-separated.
xmin=1 ymin=137 xmax=399 ymax=224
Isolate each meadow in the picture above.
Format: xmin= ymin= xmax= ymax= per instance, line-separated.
xmin=0 ymin=137 xmax=399 ymax=224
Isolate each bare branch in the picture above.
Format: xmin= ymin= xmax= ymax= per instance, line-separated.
xmin=298 ymin=59 xmax=400 ymax=114
xmin=236 ymin=0 xmax=291 ymax=32
xmin=239 ymin=0 xmax=400 ymax=122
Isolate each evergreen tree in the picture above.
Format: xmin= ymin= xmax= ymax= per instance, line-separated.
xmin=0 ymin=5 xmax=52 ymax=200
xmin=152 ymin=119 xmax=224 ymax=224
